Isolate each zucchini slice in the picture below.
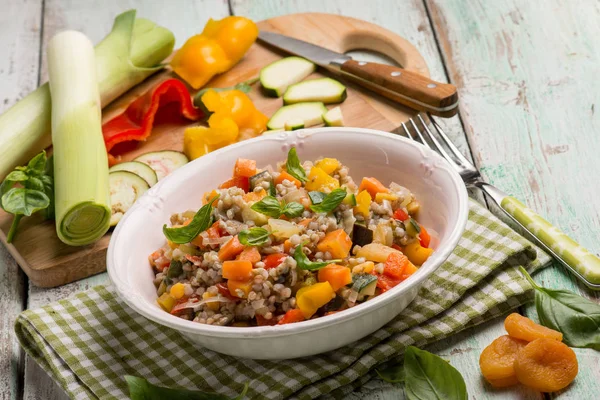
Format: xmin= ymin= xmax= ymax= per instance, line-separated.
xmin=109 ymin=161 xmax=158 ymax=186
xmin=352 ymin=273 xmax=378 ymax=296
xmin=134 ymin=150 xmax=188 ymax=180
xmin=109 ymin=171 xmax=150 ymax=226
xmin=323 ymin=106 xmax=345 ymax=127
xmin=284 ymin=118 xmax=305 ymax=131
xmin=260 ymin=56 xmax=316 ymax=97
xmin=283 ymin=78 xmax=347 ymax=105
xmin=267 ymin=102 xmax=327 ymax=130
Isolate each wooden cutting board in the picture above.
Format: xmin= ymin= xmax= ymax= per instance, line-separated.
xmin=0 ymin=13 xmax=430 ymax=288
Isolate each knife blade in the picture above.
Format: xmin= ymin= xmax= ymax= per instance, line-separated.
xmin=258 ymin=31 xmax=458 ymax=117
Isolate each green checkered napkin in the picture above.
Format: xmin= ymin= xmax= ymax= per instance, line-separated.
xmin=15 ymin=199 xmax=550 ymax=400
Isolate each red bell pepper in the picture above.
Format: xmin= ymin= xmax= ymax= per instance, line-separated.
xmin=102 ymin=78 xmax=204 ymax=164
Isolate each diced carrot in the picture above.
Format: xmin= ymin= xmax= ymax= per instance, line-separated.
xmin=419 ymin=225 xmax=431 ymax=248
xmin=277 ymin=309 xmax=305 ymax=325
xmin=400 ymin=261 xmax=419 ymax=281
xmin=222 ymin=260 xmax=253 ymax=280
xmin=237 ymin=246 xmax=261 ymax=264
xmin=275 ymin=170 xmax=301 ymax=188
xmin=264 ymin=253 xmax=287 ymax=269
xmin=227 ymin=278 xmax=253 ymax=298
xmin=243 ymin=188 xmax=266 ymax=202
xmin=358 ymin=177 xmax=389 ymax=198
xmin=191 ymin=221 xmax=221 ymax=247
xmin=383 ymin=252 xmax=409 ymax=279
xmin=220 ymin=176 xmax=250 ymax=192
xmin=233 ymin=158 xmax=257 ymax=178
xmin=298 ymin=218 xmax=313 ymax=227
xmin=256 ymin=314 xmax=278 ymax=326
xmin=316 ymin=229 xmax=352 ymax=259
xmin=393 ymin=208 xmax=409 ymax=221
xmin=218 ymin=236 xmax=245 ymax=261
xmin=317 ymin=264 xmax=353 ymax=291
xmin=202 ymin=189 xmax=218 ymax=205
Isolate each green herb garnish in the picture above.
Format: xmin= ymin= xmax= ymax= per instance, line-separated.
xmin=285 ymin=147 xmax=307 ymax=183
xmin=0 ymin=150 xmax=54 ymax=242
xmin=308 ymin=191 xmax=326 ymax=205
xmin=126 ymin=375 xmax=249 ymax=400
xmin=268 ymin=180 xmax=277 ymax=197
xmin=166 ymin=260 xmax=183 ymax=279
xmin=238 ymin=227 xmax=270 ymax=246
xmin=520 ymin=267 xmax=600 ymax=349
xmin=293 ymin=242 xmax=341 ymax=271
xmin=251 ymin=195 xmax=304 ymax=218
xmin=310 ymin=188 xmax=347 ymax=213
xmin=163 ymin=195 xmax=219 ymax=244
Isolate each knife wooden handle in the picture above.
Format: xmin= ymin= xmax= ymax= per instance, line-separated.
xmin=340 ymin=60 xmax=458 ymax=117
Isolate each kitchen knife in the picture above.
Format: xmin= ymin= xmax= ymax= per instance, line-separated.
xmin=258 ymin=31 xmax=458 ymax=117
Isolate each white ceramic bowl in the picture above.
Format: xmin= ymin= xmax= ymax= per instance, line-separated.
xmin=107 ymin=127 xmax=468 ymax=359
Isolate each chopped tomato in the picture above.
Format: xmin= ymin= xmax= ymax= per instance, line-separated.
xmin=391 ymin=244 xmax=403 ymax=252
xmin=383 ymin=252 xmax=409 ymax=279
xmin=216 ymin=283 xmax=237 ymax=300
xmin=375 ymin=274 xmax=402 ymax=293
xmin=393 ymin=208 xmax=409 ymax=221
xmin=220 ymin=176 xmax=250 ymax=192
xmin=419 ymin=225 xmax=431 ymax=248
xmin=277 ymin=309 xmax=305 ymax=325
xmin=256 ymin=314 xmax=278 ymax=326
xmin=264 ymin=253 xmax=287 ymax=269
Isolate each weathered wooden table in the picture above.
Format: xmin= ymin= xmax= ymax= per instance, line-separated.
xmin=1 ymin=0 xmax=599 ymax=399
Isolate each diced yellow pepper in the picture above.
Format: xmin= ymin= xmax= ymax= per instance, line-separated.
xmin=296 ymin=282 xmax=335 ymax=318
xmin=157 ymin=293 xmax=177 ymax=312
xmin=202 ymin=292 xmax=221 ymax=311
xmin=167 ymin=240 xmax=178 ymax=250
xmin=170 ymin=282 xmax=186 ymax=299
xmin=375 ymin=192 xmax=398 ymax=202
xmin=183 ymin=118 xmax=239 ymax=161
xmin=315 ymin=158 xmax=340 ymax=175
xmin=305 ymin=167 xmax=340 ymax=192
xmin=227 ymin=279 xmax=253 ymax=299
xmin=354 ymin=190 xmax=372 ymax=217
xmin=403 ymin=240 xmax=434 ymax=266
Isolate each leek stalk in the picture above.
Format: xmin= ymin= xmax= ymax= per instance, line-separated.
xmin=48 ymin=31 xmax=110 ymax=246
xmin=0 ymin=10 xmax=175 ymax=180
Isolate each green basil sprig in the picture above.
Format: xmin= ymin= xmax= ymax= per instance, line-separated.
xmin=520 ymin=267 xmax=600 ymax=349
xmin=404 ymin=346 xmax=467 ymax=400
xmin=308 ymin=191 xmax=326 ymax=205
xmin=126 ymin=375 xmax=248 ymax=400
xmin=163 ymin=195 xmax=219 ymax=244
xmin=0 ymin=150 xmax=54 ymax=242
xmin=285 ymin=147 xmax=307 ymax=183
xmin=293 ymin=242 xmax=341 ymax=271
xmin=251 ymin=196 xmax=304 ymax=218
xmin=238 ymin=227 xmax=270 ymax=246
xmin=310 ymin=188 xmax=347 ymax=213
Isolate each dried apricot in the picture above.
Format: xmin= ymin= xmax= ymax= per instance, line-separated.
xmin=514 ymin=338 xmax=578 ymax=392
xmin=480 ymin=335 xmax=528 ymax=384
xmin=486 ymin=375 xmax=520 ymax=388
xmin=504 ymin=313 xmax=563 ymax=342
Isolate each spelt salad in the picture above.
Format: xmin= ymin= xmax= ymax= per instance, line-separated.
xmin=150 ymin=147 xmax=434 ymax=326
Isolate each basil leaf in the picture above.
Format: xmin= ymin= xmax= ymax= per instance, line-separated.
xmin=520 ymin=267 xmax=600 ymax=349
xmin=376 ymin=364 xmax=405 ymax=383
xmin=268 ymin=181 xmax=277 ymax=197
xmin=126 ymin=375 xmax=248 ymax=400
xmin=25 ymin=176 xmax=44 ymax=191
xmin=293 ymin=242 xmax=341 ymax=271
xmin=285 ymin=147 xmax=307 ymax=183
xmin=310 ymin=188 xmax=347 ymax=213
xmin=5 ymin=170 xmax=29 ymax=182
xmin=1 ymin=188 xmax=50 ymax=216
xmin=281 ymin=201 xmax=304 ymax=218
xmin=251 ymin=196 xmax=282 ymax=218
xmin=27 ymin=150 xmax=47 ymax=173
xmin=163 ymin=195 xmax=219 ymax=244
xmin=308 ymin=191 xmax=326 ymax=205
xmin=409 ymin=218 xmax=421 ymax=234
xmin=166 ymin=260 xmax=183 ymax=279
xmin=404 ymin=346 xmax=467 ymax=400
xmin=238 ymin=227 xmax=270 ymax=246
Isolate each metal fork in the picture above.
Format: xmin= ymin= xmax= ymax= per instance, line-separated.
xmin=401 ymin=114 xmax=600 ymax=290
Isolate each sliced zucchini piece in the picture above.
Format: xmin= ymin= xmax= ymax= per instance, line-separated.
xmin=109 ymin=171 xmax=150 ymax=226
xmin=134 ymin=150 xmax=188 ymax=180
xmin=262 ymin=129 xmax=285 ymax=136
xmin=109 ymin=161 xmax=158 ymax=186
xmin=284 ymin=118 xmax=305 ymax=131
xmin=249 ymin=170 xmax=273 ymax=191
xmin=267 ymin=102 xmax=327 ymax=130
xmin=283 ymin=78 xmax=347 ymax=105
xmin=260 ymin=56 xmax=316 ymax=97
xmin=323 ymin=106 xmax=345 ymax=127
xmin=343 ymin=193 xmax=357 ymax=206
xmin=352 ymin=273 xmax=378 ymax=296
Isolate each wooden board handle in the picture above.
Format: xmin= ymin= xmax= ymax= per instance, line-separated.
xmin=340 ymin=59 xmax=458 ymax=117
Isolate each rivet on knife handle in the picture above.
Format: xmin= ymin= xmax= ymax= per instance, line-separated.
xmin=501 ymin=196 xmax=600 ymax=286
xmin=339 ymin=60 xmax=458 ymax=117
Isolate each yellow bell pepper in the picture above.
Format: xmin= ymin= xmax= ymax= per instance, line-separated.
xmin=296 ymin=282 xmax=335 ymax=318
xmin=403 ymin=240 xmax=434 ymax=266
xmin=315 ymin=158 xmax=340 ymax=175
xmin=202 ymin=292 xmax=221 ymax=311
xmin=354 ymin=190 xmax=372 ymax=217
xmin=183 ymin=118 xmax=239 ymax=160
xmin=375 ymin=192 xmax=398 ymax=202
xmin=305 ymin=166 xmax=340 ymax=192
xmin=157 ymin=293 xmax=177 ymax=312
xmin=171 ymin=16 xmax=258 ymax=89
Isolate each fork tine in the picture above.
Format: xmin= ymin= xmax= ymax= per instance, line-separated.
xmin=416 ymin=115 xmax=456 ymax=162
xmin=426 ymin=113 xmax=473 ymax=167
xmin=408 ymin=118 xmax=431 ymax=149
